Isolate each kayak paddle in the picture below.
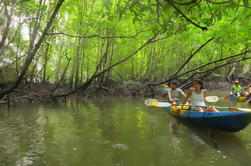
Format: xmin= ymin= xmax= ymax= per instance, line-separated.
xmin=144 ymin=99 xmax=171 ymax=107
xmin=145 ymin=96 xmax=219 ymax=106
xmin=144 ymin=99 xmax=251 ymax=112
xmin=205 ymin=96 xmax=219 ymax=102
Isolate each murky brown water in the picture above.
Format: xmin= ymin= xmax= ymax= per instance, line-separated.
xmin=0 ymin=95 xmax=251 ymax=166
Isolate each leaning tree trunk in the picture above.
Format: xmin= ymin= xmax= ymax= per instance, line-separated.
xmin=43 ymin=43 xmax=50 ymax=82
xmin=0 ymin=1 xmax=16 ymax=51
xmin=0 ymin=0 xmax=65 ymax=100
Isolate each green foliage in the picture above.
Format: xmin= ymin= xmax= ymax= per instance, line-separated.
xmin=0 ymin=0 xmax=250 ymax=86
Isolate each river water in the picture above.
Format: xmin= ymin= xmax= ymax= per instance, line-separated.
xmin=0 ymin=96 xmax=251 ymax=166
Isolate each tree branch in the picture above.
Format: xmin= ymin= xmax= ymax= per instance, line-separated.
xmin=171 ymin=37 xmax=215 ymax=78
xmin=149 ymin=50 xmax=250 ymax=86
xmin=169 ymin=0 xmax=197 ymax=6
xmin=181 ymin=56 xmax=251 ymax=89
xmin=0 ymin=54 xmax=26 ymax=70
xmin=174 ymin=50 xmax=250 ymax=80
xmin=17 ymin=0 xmax=32 ymax=4
xmin=52 ymin=32 xmax=167 ymax=98
xmin=206 ymin=0 xmax=230 ymax=5
xmin=165 ymin=0 xmax=208 ymax=31
xmin=48 ymin=53 xmax=71 ymax=97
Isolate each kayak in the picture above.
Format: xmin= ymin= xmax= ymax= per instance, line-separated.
xmin=164 ymin=106 xmax=251 ymax=132
xmin=230 ymin=94 xmax=251 ymax=103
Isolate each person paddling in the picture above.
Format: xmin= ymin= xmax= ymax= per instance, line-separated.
xmin=230 ymin=80 xmax=244 ymax=97
xmin=160 ymin=83 xmax=169 ymax=97
xmin=183 ymin=80 xmax=218 ymax=112
xmin=243 ymin=84 xmax=251 ymax=97
xmin=167 ymin=81 xmax=186 ymax=104
xmin=245 ymin=84 xmax=251 ymax=104
xmin=247 ymin=84 xmax=251 ymax=97
xmin=167 ymin=80 xmax=186 ymax=104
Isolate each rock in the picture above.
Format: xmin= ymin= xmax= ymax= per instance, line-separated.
xmin=112 ymin=144 xmax=128 ymax=150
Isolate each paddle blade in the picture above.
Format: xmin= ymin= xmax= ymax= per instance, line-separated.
xmin=237 ymin=108 xmax=251 ymax=112
xmin=144 ymin=99 xmax=171 ymax=107
xmin=153 ymin=102 xmax=171 ymax=107
xmin=205 ymin=96 xmax=219 ymax=103
xmin=227 ymin=107 xmax=251 ymax=112
xmin=144 ymin=99 xmax=158 ymax=106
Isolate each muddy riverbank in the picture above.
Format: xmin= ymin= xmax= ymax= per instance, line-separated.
xmin=0 ymin=76 xmax=250 ymax=107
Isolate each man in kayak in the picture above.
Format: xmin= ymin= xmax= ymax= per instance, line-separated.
xmin=167 ymin=80 xmax=186 ymax=104
xmin=230 ymin=80 xmax=244 ymax=97
xmin=183 ymin=80 xmax=219 ymax=112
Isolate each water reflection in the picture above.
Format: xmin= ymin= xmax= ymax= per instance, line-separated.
xmin=0 ymin=98 xmax=250 ymax=166
xmin=0 ymin=105 xmax=46 ymax=166
xmin=169 ymin=118 xmax=251 ymax=166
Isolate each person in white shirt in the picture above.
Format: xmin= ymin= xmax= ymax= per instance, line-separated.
xmin=183 ymin=80 xmax=218 ymax=112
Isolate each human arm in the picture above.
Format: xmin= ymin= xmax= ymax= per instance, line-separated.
xmin=180 ymin=89 xmax=187 ymax=99
xmin=183 ymin=88 xmax=192 ymax=104
xmin=229 ymin=87 xmax=233 ymax=95
xmin=167 ymin=91 xmax=174 ymax=103
xmin=203 ymin=89 xmax=207 ymax=103
xmin=248 ymin=87 xmax=251 ymax=94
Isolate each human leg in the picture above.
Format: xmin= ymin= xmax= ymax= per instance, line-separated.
xmin=206 ymin=106 xmax=219 ymax=112
xmin=194 ymin=107 xmax=204 ymax=112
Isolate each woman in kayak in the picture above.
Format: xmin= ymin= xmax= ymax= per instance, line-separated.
xmin=167 ymin=80 xmax=186 ymax=104
xmin=244 ymin=84 xmax=251 ymax=97
xmin=183 ymin=80 xmax=219 ymax=112
xmin=245 ymin=84 xmax=251 ymax=105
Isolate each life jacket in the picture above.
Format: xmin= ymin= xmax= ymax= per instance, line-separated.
xmin=163 ymin=84 xmax=169 ymax=89
xmin=232 ymin=85 xmax=243 ymax=94
xmin=160 ymin=84 xmax=169 ymax=93
xmin=237 ymin=96 xmax=246 ymax=102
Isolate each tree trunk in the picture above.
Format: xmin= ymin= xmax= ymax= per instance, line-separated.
xmin=0 ymin=2 xmax=16 ymax=51
xmin=43 ymin=43 xmax=50 ymax=82
xmin=0 ymin=0 xmax=65 ymax=99
xmin=52 ymin=33 xmax=159 ymax=98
